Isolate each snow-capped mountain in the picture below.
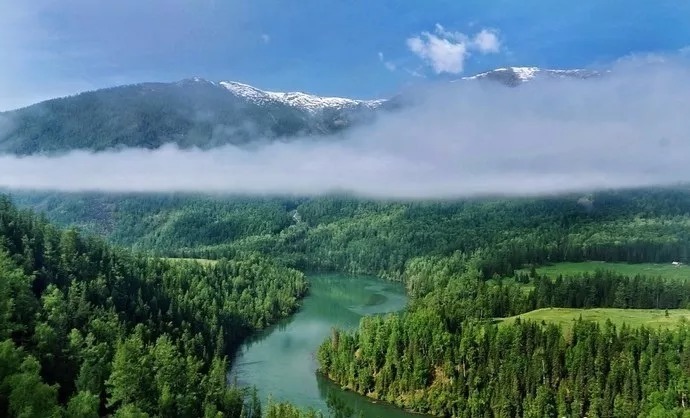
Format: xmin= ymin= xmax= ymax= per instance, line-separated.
xmin=0 ymin=67 xmax=600 ymax=155
xmin=0 ymin=77 xmax=386 ymax=155
xmin=460 ymin=66 xmax=600 ymax=86
xmin=218 ymin=81 xmax=385 ymax=114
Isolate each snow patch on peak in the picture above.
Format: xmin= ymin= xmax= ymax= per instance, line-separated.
xmin=460 ymin=67 xmax=599 ymax=84
xmin=508 ymin=67 xmax=540 ymax=81
xmin=219 ymin=81 xmax=384 ymax=113
xmin=462 ymin=66 xmax=541 ymax=81
xmin=219 ymin=81 xmax=267 ymax=101
xmin=192 ymin=76 xmax=215 ymax=84
xmin=178 ymin=77 xmax=216 ymax=86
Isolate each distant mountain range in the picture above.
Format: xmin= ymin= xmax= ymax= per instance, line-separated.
xmin=0 ymin=67 xmax=599 ymax=155
xmin=216 ymin=79 xmax=385 ymax=113
xmin=460 ymin=66 xmax=600 ymax=86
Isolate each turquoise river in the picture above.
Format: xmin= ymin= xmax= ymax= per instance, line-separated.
xmin=230 ymin=274 xmax=423 ymax=417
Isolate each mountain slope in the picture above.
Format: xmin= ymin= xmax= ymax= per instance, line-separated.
xmin=460 ymin=66 xmax=600 ymax=86
xmin=0 ymin=67 xmax=596 ymax=155
xmin=218 ymin=80 xmax=384 ymax=113
xmin=0 ymin=78 xmax=384 ymax=155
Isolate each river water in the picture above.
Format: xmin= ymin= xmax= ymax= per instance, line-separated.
xmin=229 ymin=274 xmax=421 ymax=418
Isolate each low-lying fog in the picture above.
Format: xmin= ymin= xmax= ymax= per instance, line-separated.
xmin=2 ymin=58 xmax=689 ymax=199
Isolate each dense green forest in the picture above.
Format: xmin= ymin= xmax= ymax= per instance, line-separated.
xmin=5 ymin=188 xmax=690 ymax=417
xmin=318 ymin=252 xmax=690 ymax=417
xmin=9 ymin=188 xmax=690 ymax=280
xmin=0 ymin=196 xmax=308 ymax=416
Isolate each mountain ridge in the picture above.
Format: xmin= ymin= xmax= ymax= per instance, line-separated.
xmin=217 ymin=80 xmax=385 ymax=113
xmin=459 ymin=66 xmax=600 ymax=86
xmin=0 ymin=66 xmax=596 ymax=155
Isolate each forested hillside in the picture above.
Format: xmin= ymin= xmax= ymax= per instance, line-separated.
xmin=318 ymin=253 xmax=690 ymax=417
xmin=0 ymin=196 xmax=307 ymax=417
xmin=0 ymin=79 xmax=386 ymax=155
xmin=6 ymin=187 xmax=690 ymax=417
xmin=10 ymin=188 xmax=690 ymax=279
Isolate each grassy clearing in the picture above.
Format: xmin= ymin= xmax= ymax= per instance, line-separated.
xmin=499 ymin=308 xmax=690 ymax=331
xmin=520 ymin=262 xmax=690 ymax=281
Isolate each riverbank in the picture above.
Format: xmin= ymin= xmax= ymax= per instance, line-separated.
xmin=229 ymin=274 xmax=418 ymax=417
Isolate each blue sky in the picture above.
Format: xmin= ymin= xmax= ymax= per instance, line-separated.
xmin=2 ymin=0 xmax=690 ymax=110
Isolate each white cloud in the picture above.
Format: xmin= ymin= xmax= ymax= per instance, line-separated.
xmin=407 ymin=24 xmax=501 ymax=74
xmin=261 ymin=33 xmax=270 ymax=44
xmin=2 ymin=59 xmax=690 ymax=198
xmin=378 ymin=52 xmax=397 ymax=71
xmin=406 ymin=34 xmax=468 ymax=74
xmin=472 ymin=29 xmax=500 ymax=54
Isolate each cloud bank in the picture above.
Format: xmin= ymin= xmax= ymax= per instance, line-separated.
xmin=407 ymin=24 xmax=501 ymax=74
xmin=1 ymin=59 xmax=690 ymax=199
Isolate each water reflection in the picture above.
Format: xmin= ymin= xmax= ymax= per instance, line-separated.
xmin=316 ymin=372 xmax=424 ymax=418
xmin=229 ymin=274 xmax=422 ymax=417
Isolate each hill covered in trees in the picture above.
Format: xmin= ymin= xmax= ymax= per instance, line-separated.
xmin=0 ymin=196 xmax=308 ymax=416
xmin=318 ymin=253 xmax=690 ymax=417
xmin=0 ymin=79 xmax=386 ymax=155
xmin=10 ymin=188 xmax=690 ymax=279
xmin=6 ymin=187 xmax=690 ymax=417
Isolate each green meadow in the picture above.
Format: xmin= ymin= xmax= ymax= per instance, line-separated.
xmin=499 ymin=307 xmax=690 ymax=331
xmin=521 ymin=261 xmax=690 ymax=281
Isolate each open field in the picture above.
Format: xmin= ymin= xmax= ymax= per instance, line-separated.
xmin=520 ymin=261 xmax=690 ymax=281
xmin=499 ymin=307 xmax=690 ymax=331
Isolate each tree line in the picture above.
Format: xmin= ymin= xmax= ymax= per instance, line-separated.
xmin=9 ymin=189 xmax=690 ymax=281
xmin=319 ymin=312 xmax=690 ymax=417
xmin=407 ymin=252 xmax=690 ymax=323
